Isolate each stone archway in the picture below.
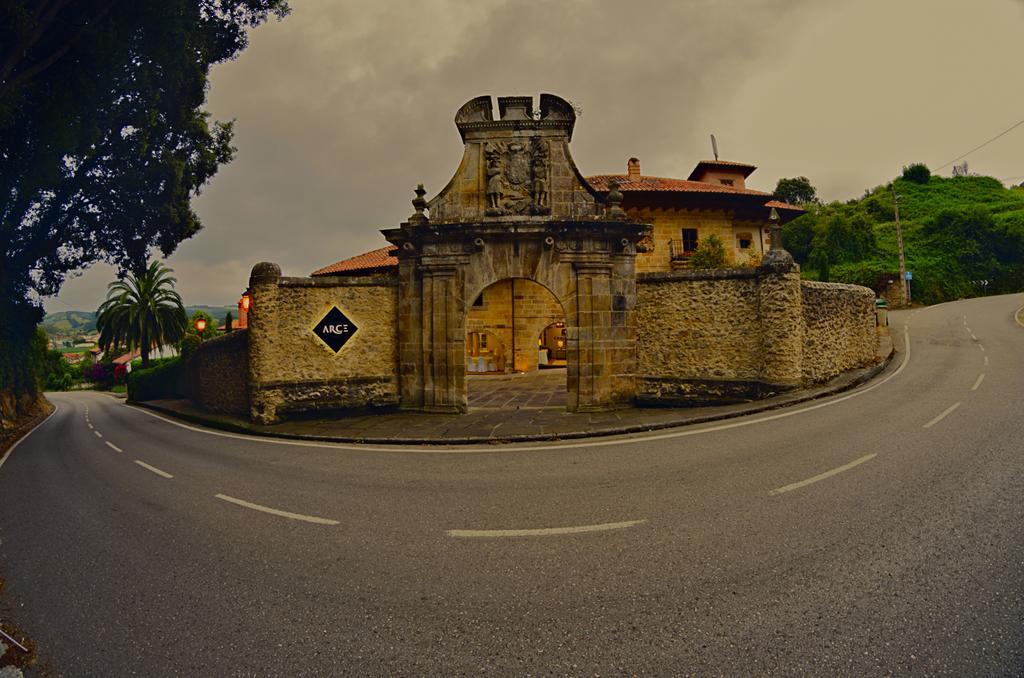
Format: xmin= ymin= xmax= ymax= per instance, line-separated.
xmin=380 ymin=93 xmax=651 ymax=414
xmin=386 ymin=224 xmax=644 ymax=414
xmin=465 ymin=277 xmax=568 ymax=410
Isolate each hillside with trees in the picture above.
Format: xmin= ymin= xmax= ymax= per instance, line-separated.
xmin=779 ymin=166 xmax=1024 ymax=305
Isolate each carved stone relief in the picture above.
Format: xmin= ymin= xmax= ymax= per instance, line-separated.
xmin=484 ymin=138 xmax=552 ymax=217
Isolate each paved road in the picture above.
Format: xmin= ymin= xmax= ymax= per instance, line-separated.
xmin=2 ymin=294 xmax=1023 ymax=675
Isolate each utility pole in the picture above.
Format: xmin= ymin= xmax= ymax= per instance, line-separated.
xmin=892 ymin=189 xmax=908 ymax=306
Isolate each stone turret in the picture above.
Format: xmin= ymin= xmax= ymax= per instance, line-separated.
xmin=427 ymin=94 xmax=601 ymax=222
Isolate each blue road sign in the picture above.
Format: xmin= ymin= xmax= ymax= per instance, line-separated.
xmin=905 ymin=271 xmax=913 ymax=281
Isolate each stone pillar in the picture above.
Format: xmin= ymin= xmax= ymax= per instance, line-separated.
xmin=608 ymin=251 xmax=639 ymax=405
xmin=758 ymin=247 xmax=804 ymax=389
xmin=247 ymin=262 xmax=283 ymax=424
xmin=420 ymin=265 xmax=467 ymax=413
xmin=572 ymin=262 xmax=615 ymax=411
xmin=396 ymin=253 xmax=423 ymax=410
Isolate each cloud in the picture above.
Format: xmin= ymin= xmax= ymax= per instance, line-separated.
xmin=48 ymin=0 xmax=1024 ymax=312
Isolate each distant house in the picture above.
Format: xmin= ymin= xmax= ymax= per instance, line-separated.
xmin=110 ymin=344 xmax=179 ymax=372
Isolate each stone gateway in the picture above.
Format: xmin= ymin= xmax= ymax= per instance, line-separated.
xmin=187 ymin=94 xmax=878 ymax=424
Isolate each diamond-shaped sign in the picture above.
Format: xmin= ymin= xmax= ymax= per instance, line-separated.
xmin=313 ymin=306 xmax=359 ymax=353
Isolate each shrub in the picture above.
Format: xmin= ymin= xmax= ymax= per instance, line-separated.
xmin=113 ymin=364 xmax=128 ymax=385
xmin=689 ymin=234 xmax=728 ymax=269
xmin=902 ymin=163 xmax=931 ymax=184
xmin=127 ymin=357 xmax=184 ymax=402
xmin=83 ymin=361 xmax=114 ymax=389
xmin=179 ymin=333 xmax=201 ymax=361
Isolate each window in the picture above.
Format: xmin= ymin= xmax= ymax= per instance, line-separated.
xmin=682 ymin=228 xmax=699 ymax=254
xmin=736 ymin=232 xmax=753 ymax=250
xmin=720 ymin=179 xmax=734 ymax=186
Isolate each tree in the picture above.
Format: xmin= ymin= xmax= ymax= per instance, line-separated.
xmin=689 ymin=234 xmax=728 ymax=269
xmin=0 ymin=0 xmax=289 ymax=411
xmin=902 ymin=163 xmax=931 ymax=184
xmin=96 ymin=261 xmax=188 ymax=369
xmin=773 ymin=176 xmax=818 ymax=206
xmin=186 ymin=310 xmax=221 ymax=341
xmin=225 ymin=311 xmax=234 ymax=333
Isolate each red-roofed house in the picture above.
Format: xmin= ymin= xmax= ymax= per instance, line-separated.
xmin=586 ymin=157 xmax=803 ymax=272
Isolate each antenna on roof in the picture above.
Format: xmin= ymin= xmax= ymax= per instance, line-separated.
xmin=710 ymin=134 xmax=719 ymax=161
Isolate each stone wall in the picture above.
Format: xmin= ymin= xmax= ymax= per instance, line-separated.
xmin=636 ymin=269 xmax=770 ymax=403
xmin=247 ymin=263 xmax=399 ymax=424
xmin=636 ymin=267 xmax=876 ymax=404
xmin=800 ymin=280 xmax=877 ymax=383
xmin=185 ymin=329 xmax=250 ymax=415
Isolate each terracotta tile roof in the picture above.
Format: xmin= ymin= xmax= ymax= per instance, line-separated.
xmin=687 ymin=160 xmax=758 ymax=180
xmin=764 ymin=199 xmax=804 ymax=212
xmin=312 ymin=245 xmax=398 ymax=276
xmin=586 ymin=174 xmax=772 ymax=196
xmin=112 ymin=348 xmax=141 ymax=365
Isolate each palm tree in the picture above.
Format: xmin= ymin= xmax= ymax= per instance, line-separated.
xmin=96 ymin=261 xmax=188 ymax=369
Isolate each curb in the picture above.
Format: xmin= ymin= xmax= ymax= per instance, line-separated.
xmin=135 ymin=346 xmax=898 ymax=446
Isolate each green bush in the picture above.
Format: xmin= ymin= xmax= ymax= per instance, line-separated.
xmin=127 ymin=357 xmax=184 ymax=402
xmin=901 ymin=163 xmax=931 ymax=184
xmin=690 ymin=234 xmax=728 ymax=269
xmin=179 ymin=333 xmax=201 ymax=362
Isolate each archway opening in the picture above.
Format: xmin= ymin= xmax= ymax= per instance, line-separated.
xmin=465 ymin=278 xmax=568 ymax=410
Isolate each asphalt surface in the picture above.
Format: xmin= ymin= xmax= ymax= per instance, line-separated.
xmin=1 ymin=294 xmax=1022 ymax=676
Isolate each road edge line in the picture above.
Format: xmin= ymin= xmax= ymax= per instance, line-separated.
xmin=0 ymin=404 xmax=59 ymax=472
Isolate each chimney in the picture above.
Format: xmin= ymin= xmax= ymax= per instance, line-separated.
xmin=627 ymin=157 xmax=641 ymax=180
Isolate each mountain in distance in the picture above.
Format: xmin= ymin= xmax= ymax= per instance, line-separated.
xmin=40 ymin=310 xmax=97 ymax=336
xmin=42 ymin=305 xmax=237 ymax=339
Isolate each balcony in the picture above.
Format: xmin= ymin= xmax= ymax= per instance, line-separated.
xmin=669 ymin=239 xmax=696 ymax=261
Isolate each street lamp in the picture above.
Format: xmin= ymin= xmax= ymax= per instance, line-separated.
xmin=240 ymin=294 xmax=250 ymax=311
xmin=195 ymin=317 xmax=207 ymax=341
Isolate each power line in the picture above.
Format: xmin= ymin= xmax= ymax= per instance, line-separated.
xmin=934 ymin=115 xmax=1024 ymax=171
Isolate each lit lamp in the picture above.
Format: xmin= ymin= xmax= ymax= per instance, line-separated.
xmin=195 ymin=317 xmax=207 ymax=341
xmin=240 ymin=294 xmax=250 ymax=311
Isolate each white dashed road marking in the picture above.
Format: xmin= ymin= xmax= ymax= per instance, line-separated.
xmin=215 ymin=493 xmax=339 ymax=525
xmin=448 ymin=519 xmax=647 ymax=538
xmin=984 ymin=356 xmax=990 ymax=366
xmin=971 ymin=374 xmax=985 ymax=391
xmin=133 ymin=460 xmax=173 ymax=479
xmin=93 ymin=430 xmax=103 ymax=439
xmin=768 ymin=454 xmax=877 ymax=496
xmin=105 ymin=441 xmax=123 ymax=453
xmin=924 ymin=402 xmax=962 ymax=429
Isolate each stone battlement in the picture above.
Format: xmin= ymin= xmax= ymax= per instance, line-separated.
xmin=454 ymin=94 xmax=577 ymax=142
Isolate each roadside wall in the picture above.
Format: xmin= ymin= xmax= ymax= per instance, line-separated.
xmin=247 ymin=263 xmax=399 ymax=424
xmin=185 ymin=329 xmax=249 ymax=415
xmin=636 ymin=269 xmax=779 ymax=403
xmin=800 ymin=280 xmax=877 ymax=383
xmin=636 ymin=267 xmax=876 ymax=404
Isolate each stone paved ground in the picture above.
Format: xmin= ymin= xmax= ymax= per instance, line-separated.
xmin=141 ymin=336 xmax=893 ymax=444
xmin=467 ymin=370 xmax=567 ymax=409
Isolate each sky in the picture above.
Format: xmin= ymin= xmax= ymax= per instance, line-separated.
xmin=44 ymin=0 xmax=1024 ymax=314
